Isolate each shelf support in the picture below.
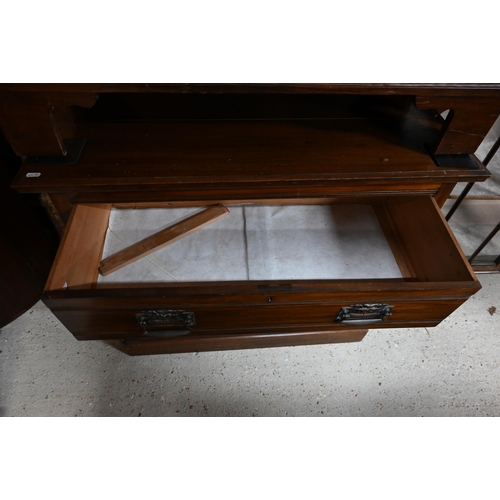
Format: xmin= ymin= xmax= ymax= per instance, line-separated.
xmin=415 ymin=95 xmax=500 ymax=155
xmin=0 ymin=91 xmax=97 ymax=157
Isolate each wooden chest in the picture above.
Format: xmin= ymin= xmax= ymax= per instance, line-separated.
xmin=2 ymin=84 xmax=499 ymax=355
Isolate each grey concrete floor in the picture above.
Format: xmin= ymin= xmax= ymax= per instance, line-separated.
xmin=1 ymin=273 xmax=499 ymax=417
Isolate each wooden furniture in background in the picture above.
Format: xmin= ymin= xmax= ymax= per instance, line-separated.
xmin=0 ymin=131 xmax=59 ymax=328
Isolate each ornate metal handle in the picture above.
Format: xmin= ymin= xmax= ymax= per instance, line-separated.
xmin=136 ymin=309 xmax=195 ymax=338
xmin=335 ymin=304 xmax=393 ymax=325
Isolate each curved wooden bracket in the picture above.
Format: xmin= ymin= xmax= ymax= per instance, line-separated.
xmin=0 ymin=91 xmax=97 ymax=157
xmin=415 ymin=95 xmax=500 ymax=155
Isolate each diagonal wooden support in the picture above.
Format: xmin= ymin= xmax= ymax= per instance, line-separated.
xmin=99 ymin=205 xmax=230 ymax=276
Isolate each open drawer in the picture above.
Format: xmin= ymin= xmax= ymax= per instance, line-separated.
xmin=42 ymin=196 xmax=480 ymax=354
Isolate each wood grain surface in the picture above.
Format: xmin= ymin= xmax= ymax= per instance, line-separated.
xmin=1 ymin=83 xmax=500 ymax=95
xmin=45 ymin=204 xmax=111 ymax=290
xmin=110 ymin=328 xmax=370 ymax=355
xmin=13 ymin=121 xmax=489 ymax=198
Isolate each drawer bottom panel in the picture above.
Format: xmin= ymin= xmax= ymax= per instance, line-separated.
xmin=107 ymin=328 xmax=369 ymax=355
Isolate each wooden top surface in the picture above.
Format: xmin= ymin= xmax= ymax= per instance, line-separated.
xmin=1 ymin=83 xmax=500 ymax=97
xmin=13 ymin=117 xmax=488 ymax=193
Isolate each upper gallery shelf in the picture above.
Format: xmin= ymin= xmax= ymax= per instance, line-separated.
xmin=2 ymin=85 xmax=500 ymax=160
xmin=12 ymin=93 xmax=489 ymax=198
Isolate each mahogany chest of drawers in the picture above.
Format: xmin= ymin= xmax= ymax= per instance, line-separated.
xmin=1 ymin=84 xmax=499 ymax=355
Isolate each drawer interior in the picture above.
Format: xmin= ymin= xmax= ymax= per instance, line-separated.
xmin=97 ymin=204 xmax=402 ymax=283
xmin=45 ymin=196 xmax=477 ymax=292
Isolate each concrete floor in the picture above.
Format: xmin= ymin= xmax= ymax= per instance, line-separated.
xmin=1 ymin=273 xmax=499 ymax=417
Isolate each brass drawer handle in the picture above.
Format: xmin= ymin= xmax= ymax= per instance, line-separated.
xmin=335 ymin=304 xmax=393 ymax=325
xmin=136 ymin=309 xmax=196 ymax=338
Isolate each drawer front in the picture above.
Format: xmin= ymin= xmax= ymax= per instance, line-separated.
xmin=50 ymin=298 xmax=466 ymax=341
